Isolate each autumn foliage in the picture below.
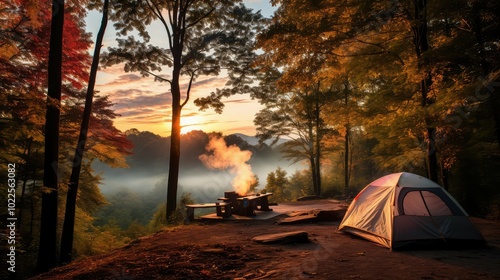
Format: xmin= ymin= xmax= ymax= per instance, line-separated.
xmin=255 ymin=0 xmax=500 ymax=213
xmin=1 ymin=0 xmax=132 ymax=275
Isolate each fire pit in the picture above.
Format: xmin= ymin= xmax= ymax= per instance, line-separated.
xmin=222 ymin=191 xmax=273 ymax=216
xmin=185 ymin=191 xmax=273 ymax=223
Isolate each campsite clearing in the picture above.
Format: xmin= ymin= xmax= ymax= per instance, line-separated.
xmin=31 ymin=200 xmax=500 ymax=280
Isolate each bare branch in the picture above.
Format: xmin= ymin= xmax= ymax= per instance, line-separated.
xmin=146 ymin=0 xmax=173 ymax=49
xmin=181 ymin=70 xmax=194 ymax=109
xmin=139 ymin=66 xmax=172 ymax=84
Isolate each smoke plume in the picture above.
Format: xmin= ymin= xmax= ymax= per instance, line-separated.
xmin=199 ymin=137 xmax=256 ymax=195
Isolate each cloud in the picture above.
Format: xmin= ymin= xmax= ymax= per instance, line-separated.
xmin=125 ymin=92 xmax=170 ymax=107
xmin=118 ymin=108 xmax=155 ymax=117
xmin=97 ymin=64 xmax=171 ymax=89
xmin=185 ymin=77 xmax=228 ymax=95
xmin=118 ymin=108 xmax=167 ymax=125
xmin=110 ymin=88 xmax=150 ymax=98
xmin=94 ymin=62 xmax=260 ymax=136
xmin=182 ymin=111 xmax=200 ymax=117
xmin=192 ymin=77 xmax=225 ymax=88
xmin=196 ymin=119 xmax=221 ymax=126
xmin=98 ymin=63 xmax=131 ymax=77
xmin=108 ymin=73 xmax=143 ymax=85
xmin=104 ymin=87 xmax=172 ymax=127
xmin=111 ymin=90 xmax=171 ymax=109
xmin=224 ymin=98 xmax=253 ymax=104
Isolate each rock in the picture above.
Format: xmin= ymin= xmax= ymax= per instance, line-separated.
xmin=275 ymin=214 xmax=318 ymax=225
xmin=312 ymin=208 xmax=347 ymax=222
xmin=286 ymin=211 xmax=310 ymax=217
xmin=276 ymin=208 xmax=347 ymax=224
xmin=297 ymin=195 xmax=323 ymax=201
xmin=252 ymin=231 xmax=309 ymax=244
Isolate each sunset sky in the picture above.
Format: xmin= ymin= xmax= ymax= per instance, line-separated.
xmin=85 ymin=1 xmax=276 ymax=137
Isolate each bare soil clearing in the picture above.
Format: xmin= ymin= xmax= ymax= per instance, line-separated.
xmin=31 ymin=200 xmax=500 ymax=280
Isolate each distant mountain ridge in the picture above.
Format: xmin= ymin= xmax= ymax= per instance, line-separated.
xmin=233 ymin=133 xmax=288 ymax=146
xmin=93 ymin=129 xmax=298 ymax=198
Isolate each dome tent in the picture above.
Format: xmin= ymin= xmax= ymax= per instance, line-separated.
xmin=338 ymin=172 xmax=486 ymax=250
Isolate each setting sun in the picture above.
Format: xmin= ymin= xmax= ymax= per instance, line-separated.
xmin=180 ymin=114 xmax=204 ymax=134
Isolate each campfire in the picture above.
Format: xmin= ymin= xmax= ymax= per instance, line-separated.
xmin=185 ymin=191 xmax=273 ymax=222
xmin=222 ymin=191 xmax=273 ymax=217
xmin=185 ymin=136 xmax=272 ymax=221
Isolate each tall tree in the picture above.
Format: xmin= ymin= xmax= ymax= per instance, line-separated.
xmin=469 ymin=0 xmax=500 ymax=149
xmin=406 ymin=0 xmax=438 ymax=182
xmin=256 ymin=0 xmax=500 ymax=214
xmin=60 ymin=0 xmax=109 ymax=264
xmin=38 ymin=0 xmax=65 ymax=272
xmin=255 ymin=1 xmax=362 ymax=195
xmin=260 ymin=0 xmax=444 ymax=182
xmin=103 ymin=0 xmax=263 ymax=219
xmin=340 ymin=78 xmax=353 ymax=194
xmin=255 ymin=78 xmax=330 ymax=196
xmin=1 ymin=0 xmax=133 ymax=273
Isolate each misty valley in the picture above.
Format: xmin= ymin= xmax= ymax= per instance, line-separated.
xmin=91 ymin=129 xmax=302 ymax=230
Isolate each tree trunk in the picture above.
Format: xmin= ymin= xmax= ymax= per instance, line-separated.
xmin=307 ymin=115 xmax=319 ymax=196
xmin=38 ymin=0 xmax=64 ymax=272
xmin=471 ymin=0 xmax=490 ymax=75
xmin=166 ymin=107 xmax=181 ymax=220
xmin=307 ymin=119 xmax=318 ymax=196
xmin=29 ymin=173 xmax=36 ymax=245
xmin=314 ymin=88 xmax=322 ymax=196
xmin=439 ymin=160 xmax=449 ymax=190
xmin=18 ymin=137 xmax=33 ymax=232
xmin=471 ymin=0 xmax=500 ymax=150
xmin=344 ymin=123 xmax=350 ymax=194
xmin=490 ymin=89 xmax=500 ymax=151
xmin=309 ymin=152 xmax=318 ymax=195
xmin=411 ymin=0 xmax=439 ymax=183
xmin=60 ymin=0 xmax=108 ymax=264
xmin=426 ymin=125 xmax=439 ymax=183
xmin=315 ymin=139 xmax=321 ymax=195
xmin=166 ymin=67 xmax=182 ymax=220
xmin=343 ymin=80 xmax=350 ymax=195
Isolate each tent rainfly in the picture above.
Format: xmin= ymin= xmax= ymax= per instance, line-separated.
xmin=338 ymin=172 xmax=486 ymax=250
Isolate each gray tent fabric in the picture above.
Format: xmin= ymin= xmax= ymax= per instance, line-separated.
xmin=338 ymin=172 xmax=486 ymax=250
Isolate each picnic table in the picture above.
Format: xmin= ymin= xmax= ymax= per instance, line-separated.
xmin=238 ymin=193 xmax=273 ymax=210
xmin=220 ymin=192 xmax=273 ymax=216
xmin=185 ymin=202 xmax=231 ymax=223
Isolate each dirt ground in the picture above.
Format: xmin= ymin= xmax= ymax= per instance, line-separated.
xmin=31 ymin=200 xmax=500 ymax=280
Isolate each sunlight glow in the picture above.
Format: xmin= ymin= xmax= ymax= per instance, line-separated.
xmin=180 ymin=115 xmax=205 ymax=134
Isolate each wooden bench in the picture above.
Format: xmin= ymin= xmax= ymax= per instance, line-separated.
xmin=185 ymin=202 xmax=231 ymax=223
